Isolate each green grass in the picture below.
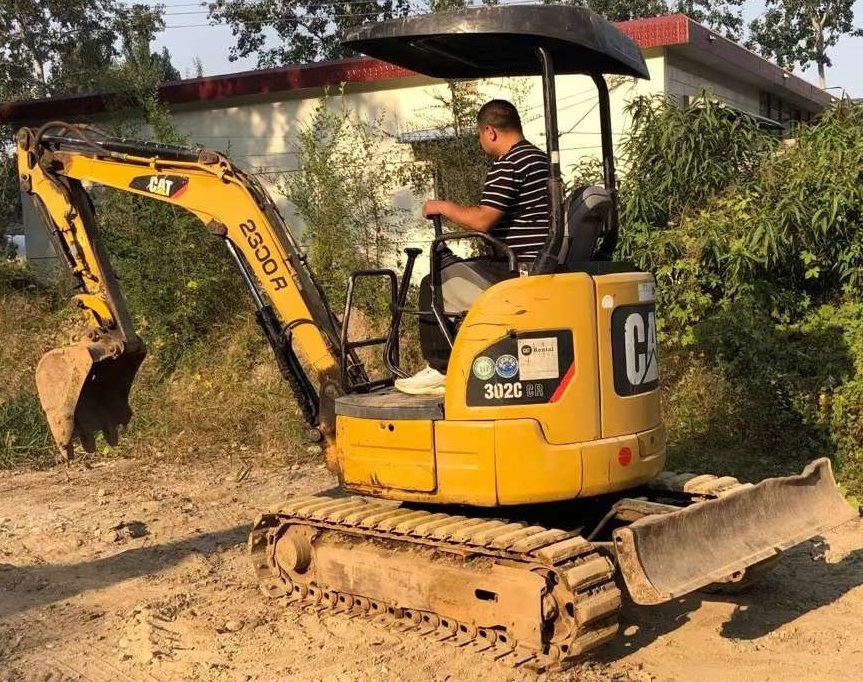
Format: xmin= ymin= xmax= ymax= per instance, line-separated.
xmin=0 ymin=394 xmax=55 ymax=468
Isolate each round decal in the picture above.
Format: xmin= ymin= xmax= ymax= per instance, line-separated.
xmin=472 ymin=356 xmax=496 ymax=380
xmin=495 ymin=354 xmax=519 ymax=379
xmin=520 ymin=345 xmax=533 ymax=356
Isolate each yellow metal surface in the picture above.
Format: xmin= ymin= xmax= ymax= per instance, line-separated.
xmin=445 ymin=273 xmax=601 ymax=445
xmin=432 ymin=420 xmax=497 ymax=505
xmin=494 ymin=419 xmax=582 ymax=504
xmin=337 ymin=416 xmax=437 ymax=493
xmin=494 ymin=419 xmax=665 ymax=505
xmin=594 ymin=273 xmax=662 ymax=439
xmin=338 ymin=413 xmax=666 ymax=506
xmin=579 ymin=423 xmax=666 ymax=498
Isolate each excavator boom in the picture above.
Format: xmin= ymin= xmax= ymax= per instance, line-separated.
xmin=17 ymin=123 xmax=346 ymax=457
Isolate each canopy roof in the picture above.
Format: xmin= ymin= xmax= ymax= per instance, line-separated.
xmin=342 ymin=5 xmax=650 ymax=80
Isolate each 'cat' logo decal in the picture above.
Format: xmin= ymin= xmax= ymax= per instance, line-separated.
xmin=130 ymin=174 xmax=189 ymax=199
xmin=612 ymin=304 xmax=659 ymax=395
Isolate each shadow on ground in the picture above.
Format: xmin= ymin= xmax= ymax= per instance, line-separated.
xmin=599 ymin=536 xmax=863 ymax=662
xmin=0 ymin=524 xmax=248 ymax=620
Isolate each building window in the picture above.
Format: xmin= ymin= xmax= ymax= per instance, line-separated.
xmin=760 ymin=91 xmax=812 ymax=126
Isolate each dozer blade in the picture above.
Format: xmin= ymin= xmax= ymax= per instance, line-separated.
xmin=614 ymin=458 xmax=858 ymax=605
xmin=35 ymin=337 xmax=146 ymax=459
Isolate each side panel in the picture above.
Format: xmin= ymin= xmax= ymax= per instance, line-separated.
xmin=594 ymin=273 xmax=662 ymax=438
xmin=579 ymin=423 xmax=666 ymax=497
xmin=494 ymin=419 xmax=582 ymax=504
xmin=336 ymin=416 xmax=436 ymax=492
xmin=434 ymin=420 xmax=498 ymax=505
xmin=445 ymin=273 xmax=601 ymax=445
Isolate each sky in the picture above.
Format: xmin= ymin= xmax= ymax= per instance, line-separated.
xmin=151 ymin=0 xmax=863 ymax=98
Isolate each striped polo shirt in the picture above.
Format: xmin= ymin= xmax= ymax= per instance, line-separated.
xmin=480 ymin=139 xmax=550 ymax=263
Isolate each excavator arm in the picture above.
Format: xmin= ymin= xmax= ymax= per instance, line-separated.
xmin=17 ymin=122 xmax=351 ymax=458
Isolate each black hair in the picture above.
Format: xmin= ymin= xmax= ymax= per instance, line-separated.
xmin=477 ymin=99 xmax=523 ymax=133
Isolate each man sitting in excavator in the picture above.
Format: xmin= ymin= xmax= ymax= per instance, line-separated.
xmin=394 ymin=99 xmax=551 ymax=396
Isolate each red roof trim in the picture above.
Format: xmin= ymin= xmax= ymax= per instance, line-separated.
xmin=0 ymin=14 xmax=831 ymax=125
xmin=158 ymin=57 xmax=415 ymax=106
xmin=615 ymin=14 xmax=690 ymax=49
xmin=0 ymin=56 xmax=416 ymax=125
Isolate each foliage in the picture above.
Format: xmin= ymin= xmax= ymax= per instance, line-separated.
xmin=619 ymin=94 xmax=775 ymax=233
xmin=0 ymin=1 xmax=167 ymax=100
xmin=0 ymin=393 xmax=54 ymax=468
xmin=208 ymin=0 xmax=747 ymax=70
xmin=0 ymin=281 xmax=310 ymax=468
xmin=98 ymin=191 xmax=247 ymax=371
xmin=89 ymin=96 xmax=245 ymax=370
xmin=0 ymin=151 xmax=19 ymax=260
xmin=207 ymin=0 xmax=413 ymax=66
xmin=748 ymin=0 xmax=861 ymax=89
xmin=277 ymin=94 xmax=417 ymax=309
xmin=616 ymin=94 xmax=863 ymax=495
xmin=0 ymin=268 xmax=69 ymax=467
xmin=399 ymin=80 xmax=491 ymax=211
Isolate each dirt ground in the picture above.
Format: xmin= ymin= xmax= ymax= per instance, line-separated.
xmin=0 ymin=458 xmax=861 ymax=682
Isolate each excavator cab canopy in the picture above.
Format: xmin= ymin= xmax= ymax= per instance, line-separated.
xmin=340 ymin=5 xmax=649 ymax=80
xmin=343 ymin=5 xmax=650 ymax=267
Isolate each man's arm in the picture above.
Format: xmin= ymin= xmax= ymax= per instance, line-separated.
xmin=422 ymin=199 xmax=503 ymax=233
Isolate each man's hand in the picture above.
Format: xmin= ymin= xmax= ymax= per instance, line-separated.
xmin=422 ymin=199 xmax=503 ymax=233
xmin=422 ymin=199 xmax=450 ymax=219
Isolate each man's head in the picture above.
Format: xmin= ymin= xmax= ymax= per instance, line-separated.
xmin=477 ymin=100 xmax=524 ymax=157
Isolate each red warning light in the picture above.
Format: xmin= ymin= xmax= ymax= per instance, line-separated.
xmin=618 ymin=447 xmax=633 ymax=467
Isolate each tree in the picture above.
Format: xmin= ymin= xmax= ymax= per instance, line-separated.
xmin=748 ymin=0 xmax=861 ymax=89
xmin=207 ymin=0 xmax=413 ymax=66
xmin=101 ymin=4 xmax=181 ymax=93
xmin=0 ymin=152 xmax=19 ymax=260
xmin=0 ymin=1 xmax=168 ymax=100
xmin=277 ymin=95 xmax=414 ymax=307
xmin=210 ymin=0 xmax=748 ymax=67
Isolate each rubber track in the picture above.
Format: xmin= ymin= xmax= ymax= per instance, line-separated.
xmin=649 ymin=470 xmax=748 ymax=499
xmin=249 ymin=496 xmax=621 ymax=671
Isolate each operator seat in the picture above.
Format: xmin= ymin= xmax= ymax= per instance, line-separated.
xmin=436 ymin=256 xmax=515 ymax=314
xmin=435 ymin=185 xmax=613 ymax=313
xmin=557 ymin=185 xmax=613 ymax=268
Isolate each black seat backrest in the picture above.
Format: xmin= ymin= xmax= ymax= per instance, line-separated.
xmin=557 ymin=185 xmax=613 ymax=268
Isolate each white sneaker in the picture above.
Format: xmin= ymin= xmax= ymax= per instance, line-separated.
xmin=394 ymin=366 xmax=446 ymax=396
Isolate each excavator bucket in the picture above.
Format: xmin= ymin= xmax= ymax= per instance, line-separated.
xmin=614 ymin=458 xmax=858 ymax=605
xmin=35 ymin=338 xmax=146 ymax=460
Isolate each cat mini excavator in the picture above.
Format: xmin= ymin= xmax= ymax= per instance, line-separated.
xmin=17 ymin=5 xmax=856 ymax=669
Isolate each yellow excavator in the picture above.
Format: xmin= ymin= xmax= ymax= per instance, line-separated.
xmin=16 ymin=5 xmax=856 ymax=670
